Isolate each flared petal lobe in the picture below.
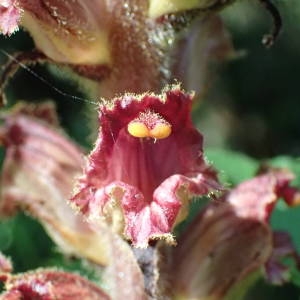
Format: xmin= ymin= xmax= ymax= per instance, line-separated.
xmin=72 ymin=87 xmax=219 ymax=247
xmin=227 ymin=168 xmax=300 ymax=220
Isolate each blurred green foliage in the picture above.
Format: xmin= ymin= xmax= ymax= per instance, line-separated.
xmin=0 ymin=213 xmax=101 ymax=281
xmin=206 ymin=148 xmax=259 ymax=185
xmin=197 ymin=0 xmax=300 ymax=158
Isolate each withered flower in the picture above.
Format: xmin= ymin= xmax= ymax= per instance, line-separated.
xmin=0 ymin=0 xmax=172 ymax=97
xmin=170 ymin=169 xmax=300 ymax=300
xmin=0 ymin=0 xmax=235 ymax=101
xmin=72 ymin=86 xmax=219 ymax=248
xmin=0 ymin=103 xmax=148 ymax=299
xmin=0 ymin=102 xmax=111 ymax=265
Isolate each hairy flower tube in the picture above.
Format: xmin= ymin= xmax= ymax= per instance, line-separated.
xmin=72 ymin=86 xmax=220 ymax=248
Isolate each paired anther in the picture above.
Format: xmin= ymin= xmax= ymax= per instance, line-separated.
xmin=127 ymin=111 xmax=172 ymax=140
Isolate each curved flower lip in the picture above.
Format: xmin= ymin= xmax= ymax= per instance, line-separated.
xmin=72 ymin=87 xmax=220 ymax=247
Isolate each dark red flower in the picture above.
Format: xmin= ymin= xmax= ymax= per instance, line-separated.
xmin=72 ymin=86 xmax=219 ymax=247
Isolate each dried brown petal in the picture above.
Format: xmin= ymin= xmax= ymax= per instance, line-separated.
xmin=172 ymin=204 xmax=272 ymax=299
xmin=0 ymin=105 xmax=109 ymax=265
xmin=170 ymin=169 xmax=300 ymax=299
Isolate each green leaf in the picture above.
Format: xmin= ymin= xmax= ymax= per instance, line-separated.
xmin=205 ymin=148 xmax=258 ymax=185
xmin=4 ymin=213 xmax=54 ymax=272
xmin=0 ymin=219 xmax=14 ymax=251
xmin=268 ymin=156 xmax=300 ymax=186
xmin=280 ymin=257 xmax=300 ymax=288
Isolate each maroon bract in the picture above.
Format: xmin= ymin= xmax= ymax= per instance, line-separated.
xmin=72 ymin=87 xmax=219 ymax=248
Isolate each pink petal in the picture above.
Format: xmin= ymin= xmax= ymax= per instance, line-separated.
xmin=227 ymin=169 xmax=299 ymax=221
xmin=0 ymin=252 xmax=12 ymax=274
xmin=0 ymin=0 xmax=21 ymax=35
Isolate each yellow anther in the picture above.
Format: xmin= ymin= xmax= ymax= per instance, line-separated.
xmin=149 ymin=123 xmax=172 ymax=139
xmin=127 ymin=122 xmax=149 ymax=138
